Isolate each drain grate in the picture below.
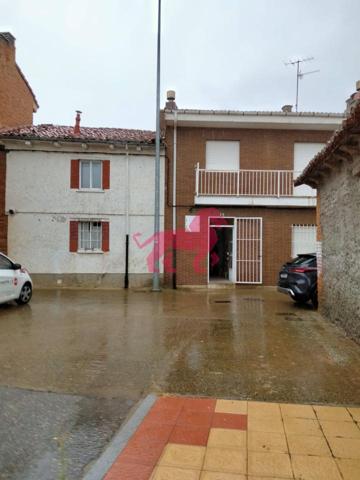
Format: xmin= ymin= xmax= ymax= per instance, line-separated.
xmin=214 ymin=300 xmax=231 ymax=304
xmin=241 ymin=297 xmax=264 ymax=302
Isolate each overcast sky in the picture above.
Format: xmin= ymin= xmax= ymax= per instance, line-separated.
xmin=2 ymin=0 xmax=360 ymax=129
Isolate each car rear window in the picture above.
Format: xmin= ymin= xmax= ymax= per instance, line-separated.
xmin=290 ymin=255 xmax=316 ymax=267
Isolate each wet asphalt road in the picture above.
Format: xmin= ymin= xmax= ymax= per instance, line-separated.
xmin=0 ymin=288 xmax=360 ymax=479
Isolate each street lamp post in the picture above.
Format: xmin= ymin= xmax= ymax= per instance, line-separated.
xmin=152 ymin=0 xmax=162 ymax=291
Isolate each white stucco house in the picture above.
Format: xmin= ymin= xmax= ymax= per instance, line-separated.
xmin=0 ymin=120 xmax=164 ymax=288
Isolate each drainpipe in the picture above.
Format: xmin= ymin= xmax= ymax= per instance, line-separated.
xmin=152 ymin=0 xmax=162 ymax=291
xmin=172 ymin=110 xmax=177 ymax=289
xmin=124 ymin=143 xmax=130 ymax=288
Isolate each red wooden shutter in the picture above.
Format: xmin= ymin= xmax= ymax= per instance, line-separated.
xmin=102 ymin=160 xmax=110 ymax=189
xmin=102 ymin=221 xmax=110 ymax=252
xmin=69 ymin=221 xmax=79 ymax=252
xmin=70 ymin=160 xmax=80 ymax=188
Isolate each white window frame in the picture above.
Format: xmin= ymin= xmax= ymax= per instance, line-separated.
xmin=79 ymin=160 xmax=103 ymax=190
xmin=78 ymin=221 xmax=103 ymax=252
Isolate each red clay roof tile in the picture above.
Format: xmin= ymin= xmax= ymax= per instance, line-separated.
xmin=295 ymin=102 xmax=360 ymax=186
xmin=0 ymin=124 xmax=156 ymax=144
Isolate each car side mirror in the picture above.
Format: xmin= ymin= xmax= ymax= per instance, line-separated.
xmin=12 ymin=263 xmax=21 ymax=270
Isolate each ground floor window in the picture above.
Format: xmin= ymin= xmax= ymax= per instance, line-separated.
xmin=291 ymin=224 xmax=316 ymax=257
xmin=79 ymin=221 xmax=102 ymax=251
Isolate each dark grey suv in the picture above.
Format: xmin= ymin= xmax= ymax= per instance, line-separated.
xmin=277 ymin=253 xmax=318 ymax=308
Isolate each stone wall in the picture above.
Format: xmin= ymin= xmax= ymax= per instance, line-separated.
xmin=320 ymin=158 xmax=360 ymax=341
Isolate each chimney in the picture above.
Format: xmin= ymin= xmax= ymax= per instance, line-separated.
xmin=281 ymin=104 xmax=293 ymax=113
xmin=74 ymin=110 xmax=82 ymax=135
xmin=0 ymin=32 xmax=16 ymax=65
xmin=345 ymin=81 xmax=360 ymax=115
xmin=165 ymin=90 xmax=177 ymax=110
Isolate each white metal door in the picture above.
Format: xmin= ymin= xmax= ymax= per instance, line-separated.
xmin=235 ymin=217 xmax=263 ymax=284
xmin=291 ymin=224 xmax=317 ymax=257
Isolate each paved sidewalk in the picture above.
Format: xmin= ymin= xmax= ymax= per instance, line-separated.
xmin=103 ymin=396 xmax=360 ymax=480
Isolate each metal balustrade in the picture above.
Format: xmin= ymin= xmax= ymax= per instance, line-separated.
xmin=195 ymin=164 xmax=316 ymax=198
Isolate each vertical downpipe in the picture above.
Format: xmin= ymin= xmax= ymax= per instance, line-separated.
xmin=152 ymin=0 xmax=162 ymax=291
xmin=124 ymin=144 xmax=129 ymax=288
xmin=172 ymin=111 xmax=177 ymax=289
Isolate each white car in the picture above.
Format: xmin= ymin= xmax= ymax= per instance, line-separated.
xmin=0 ymin=252 xmax=33 ymax=305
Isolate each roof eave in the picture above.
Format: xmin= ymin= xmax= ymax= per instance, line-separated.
xmin=0 ymin=136 xmax=160 ymax=148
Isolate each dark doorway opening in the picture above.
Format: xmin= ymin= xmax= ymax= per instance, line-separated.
xmin=209 ymin=226 xmax=233 ymax=282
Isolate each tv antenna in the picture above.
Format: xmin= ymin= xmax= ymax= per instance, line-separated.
xmin=285 ymin=57 xmax=320 ymax=112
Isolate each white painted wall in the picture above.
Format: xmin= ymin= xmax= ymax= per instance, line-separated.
xmin=6 ymin=148 xmax=164 ymax=275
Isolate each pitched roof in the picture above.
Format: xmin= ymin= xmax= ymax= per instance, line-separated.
xmin=0 ymin=124 xmax=157 ymax=145
xmin=295 ymin=101 xmax=360 ymax=186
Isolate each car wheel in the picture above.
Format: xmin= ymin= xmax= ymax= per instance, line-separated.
xmin=16 ymin=283 xmax=32 ymax=305
xmin=292 ymin=296 xmax=307 ymax=305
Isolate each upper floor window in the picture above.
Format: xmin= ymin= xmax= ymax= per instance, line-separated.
xmin=70 ymin=159 xmax=110 ymax=190
xmin=293 ymin=143 xmax=324 ymax=197
xmin=206 ymin=141 xmax=240 ymax=170
xmin=80 ymin=160 xmax=102 ymax=189
xmin=293 ymin=143 xmax=325 ymax=177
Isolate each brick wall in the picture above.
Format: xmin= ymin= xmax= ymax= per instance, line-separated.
xmin=0 ymin=36 xmax=35 ymax=128
xmin=0 ymin=149 xmax=7 ymax=253
xmin=165 ymin=205 xmax=316 ymax=286
xmin=164 ymin=126 xmax=334 ymax=286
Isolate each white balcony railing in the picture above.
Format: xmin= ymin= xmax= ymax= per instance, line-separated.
xmin=195 ymin=164 xmax=316 ymax=198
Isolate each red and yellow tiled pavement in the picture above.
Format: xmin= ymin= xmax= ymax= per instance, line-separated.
xmin=104 ymin=396 xmax=360 ymax=480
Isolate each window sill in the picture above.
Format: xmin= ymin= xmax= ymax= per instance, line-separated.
xmin=76 ymin=250 xmax=104 ymax=254
xmin=76 ymin=188 xmax=105 ymax=193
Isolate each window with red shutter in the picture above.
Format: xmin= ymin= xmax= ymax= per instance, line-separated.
xmin=69 ymin=221 xmax=79 ymax=252
xmin=102 ymin=160 xmax=110 ymax=189
xmin=70 ymin=160 xmax=80 ymax=189
xmin=102 ymin=221 xmax=110 ymax=252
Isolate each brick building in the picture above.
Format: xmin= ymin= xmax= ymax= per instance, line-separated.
xmin=163 ymin=92 xmax=343 ymax=287
xmin=0 ymin=32 xmax=38 ymax=254
xmin=0 ymin=32 xmax=38 ymax=128
xmin=296 ymin=82 xmax=360 ymax=341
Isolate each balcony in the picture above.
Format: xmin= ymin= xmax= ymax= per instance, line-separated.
xmin=195 ymin=165 xmax=316 ymax=207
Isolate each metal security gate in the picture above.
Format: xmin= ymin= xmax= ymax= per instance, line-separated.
xmin=236 ymin=218 xmax=263 ymax=284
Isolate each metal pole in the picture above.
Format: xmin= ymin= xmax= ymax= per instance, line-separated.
xmin=172 ymin=110 xmax=177 ymax=289
xmin=124 ymin=143 xmax=129 ymax=289
xmin=295 ymin=60 xmax=300 ymax=112
xmin=152 ymin=0 xmax=161 ymax=291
